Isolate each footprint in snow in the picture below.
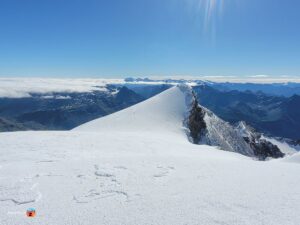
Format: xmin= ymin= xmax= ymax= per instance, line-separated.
xmin=153 ymin=166 xmax=175 ymax=178
xmin=72 ymin=165 xmax=130 ymax=203
xmin=0 ymin=181 xmax=42 ymax=205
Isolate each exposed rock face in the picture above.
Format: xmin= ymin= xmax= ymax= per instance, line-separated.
xmin=246 ymin=138 xmax=284 ymax=160
xmin=202 ymin=110 xmax=254 ymax=157
xmin=193 ymin=84 xmax=300 ymax=141
xmin=186 ymin=90 xmax=285 ymax=160
xmin=186 ymin=90 xmax=254 ymax=157
xmin=188 ymin=93 xmax=206 ymax=144
xmin=236 ymin=122 xmax=285 ymax=160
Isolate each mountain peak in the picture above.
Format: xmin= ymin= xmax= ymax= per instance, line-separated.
xmin=75 ymin=85 xmax=285 ymax=160
xmin=74 ymin=86 xmax=191 ymax=139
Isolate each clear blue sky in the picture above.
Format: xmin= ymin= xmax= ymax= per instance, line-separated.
xmin=0 ymin=0 xmax=299 ymax=77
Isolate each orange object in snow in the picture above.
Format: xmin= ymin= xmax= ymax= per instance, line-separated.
xmin=26 ymin=208 xmax=36 ymax=217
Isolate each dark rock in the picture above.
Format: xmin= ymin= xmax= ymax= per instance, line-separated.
xmin=238 ymin=122 xmax=285 ymax=160
xmin=188 ymin=93 xmax=206 ymax=144
xmin=244 ymin=138 xmax=285 ymax=160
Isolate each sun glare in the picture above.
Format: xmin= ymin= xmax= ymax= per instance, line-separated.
xmin=187 ymin=0 xmax=226 ymax=39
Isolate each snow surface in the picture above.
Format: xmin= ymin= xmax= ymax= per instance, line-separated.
xmin=281 ymin=152 xmax=300 ymax=164
xmin=1 ymin=86 xmax=300 ymax=225
xmin=74 ymin=86 xmax=188 ymax=138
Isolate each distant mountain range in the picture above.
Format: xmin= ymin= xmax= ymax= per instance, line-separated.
xmin=125 ymin=77 xmax=300 ymax=97
xmin=185 ymin=87 xmax=285 ymax=160
xmin=0 ymin=86 xmax=144 ymax=131
xmin=0 ymin=81 xmax=299 ymax=144
xmin=208 ymin=82 xmax=300 ymax=97
xmin=193 ymin=85 xmax=300 ymax=141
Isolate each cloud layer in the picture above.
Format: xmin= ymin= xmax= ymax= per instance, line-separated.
xmin=0 ymin=76 xmax=299 ymax=98
xmin=0 ymin=78 xmax=124 ymax=98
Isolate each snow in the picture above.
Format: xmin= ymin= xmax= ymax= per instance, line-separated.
xmin=1 ymin=86 xmax=300 ymax=225
xmin=263 ymin=136 xmax=298 ymax=155
xmin=281 ymin=152 xmax=300 ymax=164
xmin=74 ymin=86 xmax=189 ymax=139
xmin=202 ymin=111 xmax=254 ymax=157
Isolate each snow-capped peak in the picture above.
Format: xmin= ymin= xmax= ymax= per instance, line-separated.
xmin=74 ymin=86 xmax=192 ymax=140
xmin=74 ymin=85 xmax=286 ymax=160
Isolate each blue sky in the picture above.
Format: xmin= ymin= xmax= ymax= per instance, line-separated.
xmin=0 ymin=0 xmax=299 ymax=77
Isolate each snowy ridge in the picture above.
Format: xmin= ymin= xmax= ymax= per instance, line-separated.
xmin=202 ymin=110 xmax=254 ymax=157
xmin=75 ymin=85 xmax=285 ymax=159
xmin=75 ymin=86 xmax=192 ymax=139
xmin=185 ymin=92 xmax=287 ymax=159
xmin=183 ymin=89 xmax=255 ymax=157
xmin=75 ymin=84 xmax=254 ymax=157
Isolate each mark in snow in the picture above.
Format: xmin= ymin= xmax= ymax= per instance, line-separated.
xmin=153 ymin=166 xmax=175 ymax=178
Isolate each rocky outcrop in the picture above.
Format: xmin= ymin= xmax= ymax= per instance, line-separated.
xmin=246 ymin=138 xmax=284 ymax=160
xmin=188 ymin=93 xmax=206 ymax=144
xmin=186 ymin=90 xmax=285 ymax=160
xmin=236 ymin=122 xmax=285 ymax=160
xmin=186 ymin=90 xmax=254 ymax=157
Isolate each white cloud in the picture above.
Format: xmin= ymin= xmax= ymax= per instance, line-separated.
xmin=0 ymin=78 xmax=124 ymax=98
xmin=249 ymin=75 xmax=270 ymax=78
xmin=0 ymin=76 xmax=300 ymax=98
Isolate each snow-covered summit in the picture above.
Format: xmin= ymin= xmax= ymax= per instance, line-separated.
xmin=74 ymin=86 xmax=192 ymax=139
xmin=75 ymin=85 xmax=287 ymax=159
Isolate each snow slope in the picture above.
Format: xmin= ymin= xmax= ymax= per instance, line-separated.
xmin=1 ymin=86 xmax=300 ymax=225
xmin=282 ymin=152 xmax=300 ymax=164
xmin=74 ymin=86 xmax=189 ymax=139
xmin=75 ymin=86 xmax=255 ymax=157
